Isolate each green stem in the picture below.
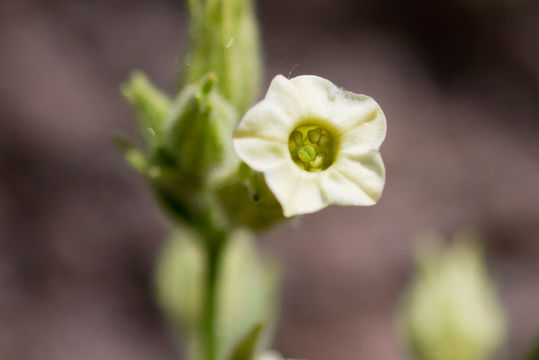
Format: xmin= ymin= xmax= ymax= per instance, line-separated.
xmin=203 ymin=235 xmax=225 ymax=360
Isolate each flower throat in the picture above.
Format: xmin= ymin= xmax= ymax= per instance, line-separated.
xmin=288 ymin=123 xmax=335 ymax=171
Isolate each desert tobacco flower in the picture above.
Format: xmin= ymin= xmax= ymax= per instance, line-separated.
xmin=233 ymin=74 xmax=386 ymax=217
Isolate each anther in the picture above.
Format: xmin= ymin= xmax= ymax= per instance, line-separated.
xmin=310 ymin=154 xmax=325 ymax=168
xmin=291 ymin=130 xmax=303 ymax=146
xmin=308 ymin=129 xmax=321 ymax=143
xmin=318 ymin=134 xmax=329 ymax=146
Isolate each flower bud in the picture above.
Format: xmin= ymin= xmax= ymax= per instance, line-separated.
xmin=181 ymin=0 xmax=262 ymax=113
xmin=165 ymin=74 xmax=238 ymax=179
xmin=154 ymin=229 xmax=280 ymax=359
xmin=214 ymin=163 xmax=286 ymax=231
xmin=398 ymin=231 xmax=506 ymax=360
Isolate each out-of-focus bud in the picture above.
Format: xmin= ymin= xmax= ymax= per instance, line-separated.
xmin=165 ymin=74 xmax=238 ymax=180
xmin=154 ymin=227 xmax=204 ymax=330
xmin=214 ymin=162 xmax=285 ymax=231
xmin=154 ymin=229 xmax=280 ymax=360
xmin=121 ymin=71 xmax=171 ymax=147
xmin=182 ymin=0 xmax=262 ymax=113
xmin=398 ymin=231 xmax=506 ymax=360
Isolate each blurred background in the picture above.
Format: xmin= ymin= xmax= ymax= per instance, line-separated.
xmin=0 ymin=0 xmax=538 ymax=359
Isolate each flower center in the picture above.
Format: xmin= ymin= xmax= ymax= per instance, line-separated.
xmin=288 ymin=124 xmax=335 ymax=171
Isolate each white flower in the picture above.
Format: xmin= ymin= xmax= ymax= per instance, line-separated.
xmin=233 ymin=74 xmax=386 ymax=217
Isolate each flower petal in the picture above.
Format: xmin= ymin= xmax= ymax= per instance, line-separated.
xmin=264 ymin=163 xmax=329 ymax=217
xmin=332 ymin=91 xmax=385 ymax=134
xmin=338 ymin=107 xmax=386 ymax=154
xmin=324 ymin=151 xmax=385 ymax=205
xmin=233 ymin=100 xmax=293 ymax=172
xmin=288 ymin=75 xmax=340 ymax=119
xmin=234 ymin=138 xmax=289 ymax=172
xmin=234 ymin=100 xmax=293 ymax=142
xmin=233 ymin=137 xmax=288 ymax=172
xmin=265 ymin=75 xmax=305 ymax=119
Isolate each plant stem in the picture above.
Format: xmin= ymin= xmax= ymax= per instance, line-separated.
xmin=203 ymin=236 xmax=224 ymax=360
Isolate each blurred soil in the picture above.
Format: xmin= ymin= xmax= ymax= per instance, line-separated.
xmin=0 ymin=0 xmax=538 ymax=359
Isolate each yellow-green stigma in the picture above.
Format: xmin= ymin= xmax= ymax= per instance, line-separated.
xmin=288 ymin=124 xmax=335 ymax=171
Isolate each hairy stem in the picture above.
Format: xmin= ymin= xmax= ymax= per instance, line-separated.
xmin=203 ymin=235 xmax=225 ymax=360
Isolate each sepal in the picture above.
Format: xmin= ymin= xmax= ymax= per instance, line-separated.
xmin=121 ymin=71 xmax=171 ymax=147
xmin=165 ymin=74 xmax=238 ymax=180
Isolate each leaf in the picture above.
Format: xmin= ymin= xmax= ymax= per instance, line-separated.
xmin=228 ymin=323 xmax=265 ymax=360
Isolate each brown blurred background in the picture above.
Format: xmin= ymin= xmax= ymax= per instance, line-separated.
xmin=0 ymin=0 xmax=538 ymax=359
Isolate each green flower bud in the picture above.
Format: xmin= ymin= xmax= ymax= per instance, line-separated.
xmin=155 ymin=227 xmax=204 ymax=331
xmin=182 ymin=0 xmax=262 ymax=113
xmin=398 ymin=231 xmax=506 ymax=360
xmin=214 ymin=162 xmax=285 ymax=231
xmin=165 ymin=74 xmax=238 ymax=179
xmin=121 ymin=71 xmax=171 ymax=147
xmin=120 ymin=74 xmax=239 ymax=226
xmin=154 ymin=229 xmax=280 ymax=359
xmin=219 ymin=231 xmax=280 ymax=357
